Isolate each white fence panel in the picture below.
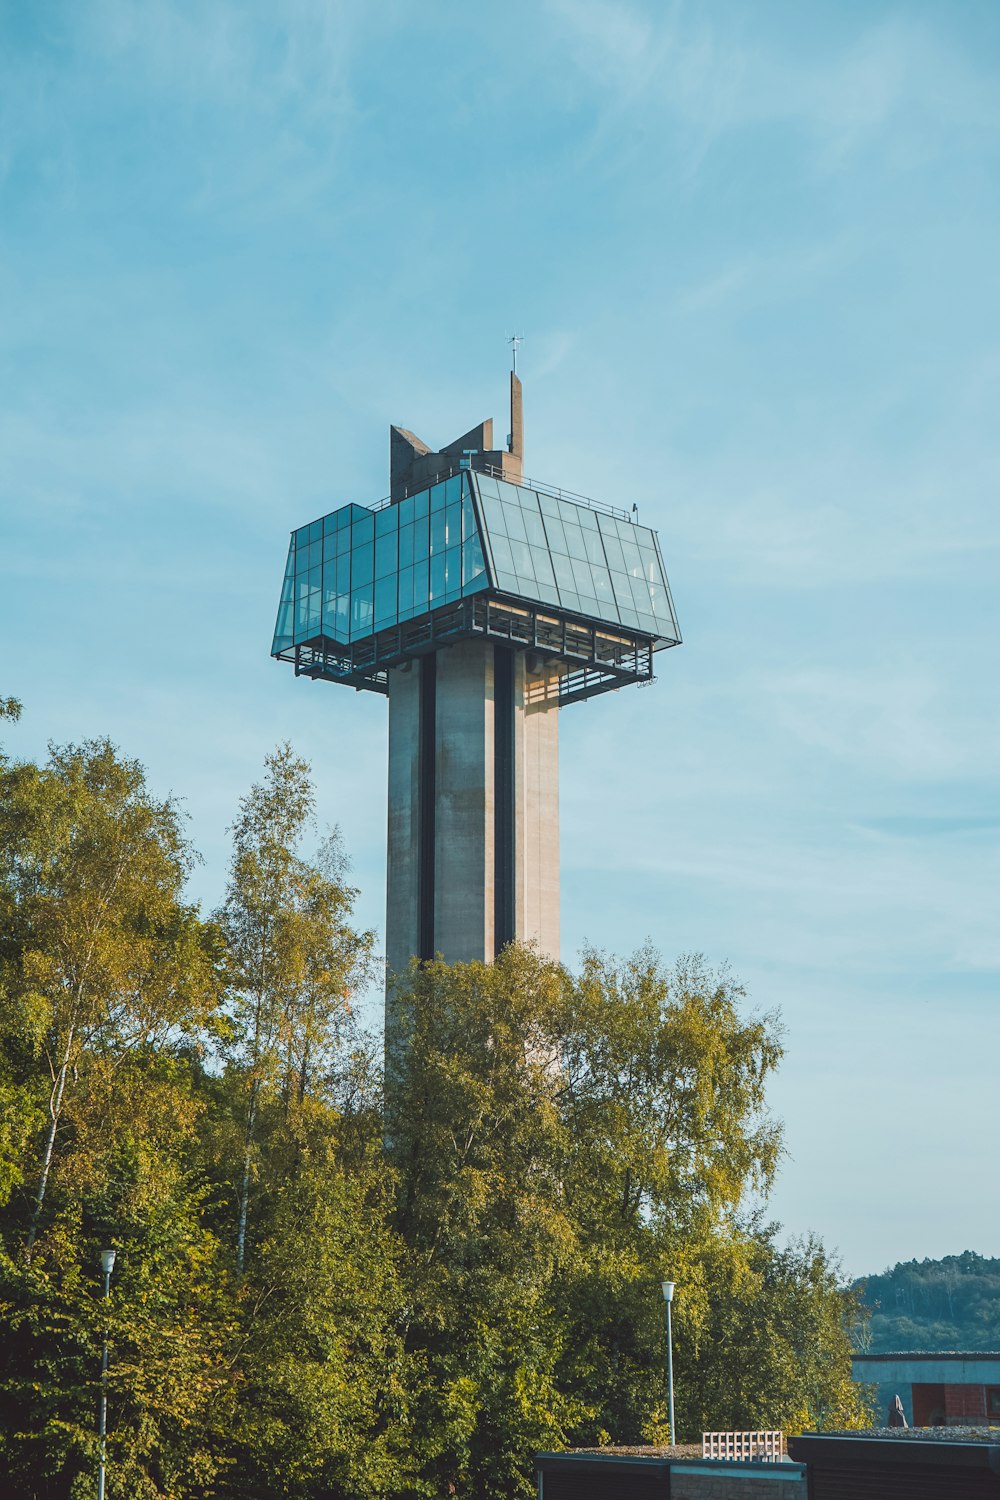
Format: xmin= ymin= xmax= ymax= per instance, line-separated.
xmin=702 ymin=1430 xmax=784 ymax=1462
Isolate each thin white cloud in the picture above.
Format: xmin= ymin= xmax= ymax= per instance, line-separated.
xmin=543 ymin=2 xmax=1000 ymax=173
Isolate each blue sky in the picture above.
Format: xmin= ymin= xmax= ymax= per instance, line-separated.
xmin=2 ymin=0 xmax=999 ymax=1278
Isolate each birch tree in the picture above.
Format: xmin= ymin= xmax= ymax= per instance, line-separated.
xmin=216 ymin=745 xmax=374 ymax=1274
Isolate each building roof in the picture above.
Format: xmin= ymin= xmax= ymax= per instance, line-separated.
xmin=853 ymin=1351 xmax=1000 ymax=1362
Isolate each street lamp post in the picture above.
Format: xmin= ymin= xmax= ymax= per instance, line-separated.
xmin=97 ymin=1249 xmax=116 ymax=1500
xmin=661 ymin=1280 xmax=676 ymax=1447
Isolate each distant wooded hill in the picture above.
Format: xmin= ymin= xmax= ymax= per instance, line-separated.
xmin=854 ymin=1253 xmax=1000 ymax=1351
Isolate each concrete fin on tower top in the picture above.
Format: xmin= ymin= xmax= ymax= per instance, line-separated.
xmin=389 ymin=386 xmax=524 ymax=502
xmin=440 ymin=419 xmax=494 ymax=458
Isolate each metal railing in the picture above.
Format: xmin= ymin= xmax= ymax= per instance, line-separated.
xmin=367 ymin=462 xmax=633 ymax=523
xmin=702 ymin=1431 xmax=785 ymax=1463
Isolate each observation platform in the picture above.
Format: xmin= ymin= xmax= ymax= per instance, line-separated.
xmin=271 ymin=465 xmax=681 ymax=707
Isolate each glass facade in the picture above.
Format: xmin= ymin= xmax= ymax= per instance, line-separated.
xmin=472 ymin=474 xmax=677 ymax=639
xmin=272 ymin=470 xmax=679 ymax=655
xmin=272 ymin=473 xmax=488 ymax=653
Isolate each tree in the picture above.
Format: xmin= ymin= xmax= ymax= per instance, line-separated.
xmin=0 ymin=739 xmax=217 ymax=1259
xmin=215 ymin=744 xmax=375 ymax=1274
xmin=388 ymin=947 xmax=583 ymax=1499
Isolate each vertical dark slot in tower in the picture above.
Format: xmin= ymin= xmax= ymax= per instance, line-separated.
xmin=494 ymin=645 xmax=515 ymax=952
xmin=418 ymin=655 xmax=436 ymax=960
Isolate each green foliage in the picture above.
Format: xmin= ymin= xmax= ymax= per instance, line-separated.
xmin=856 ymin=1252 xmax=1000 ymax=1352
xmin=0 ymin=733 xmax=869 ymax=1499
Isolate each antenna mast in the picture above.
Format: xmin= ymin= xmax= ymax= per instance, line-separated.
xmin=507 ymin=332 xmax=524 ymax=374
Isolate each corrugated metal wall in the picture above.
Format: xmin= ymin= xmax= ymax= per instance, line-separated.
xmin=809 ymin=1463 xmax=1000 ymax=1499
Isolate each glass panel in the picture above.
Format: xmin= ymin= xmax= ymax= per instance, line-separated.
xmin=375 ymin=531 xmax=397 ymax=578
xmin=375 ymin=505 xmax=395 ymax=536
xmin=530 ymin=548 xmax=555 ymax=585
xmin=413 ymin=488 xmax=429 ymax=520
xmin=336 ymin=554 xmax=350 ymax=593
xmin=537 ymin=490 xmax=560 ymax=518
xmin=612 ymin=573 xmax=634 ymax=608
xmin=352 ymin=540 xmax=374 ymax=581
xmin=522 ymin=509 xmax=547 ymax=547
xmin=335 ymin=507 xmax=352 ymax=531
xmin=413 ymin=562 xmax=429 ymax=613
xmin=412 ymin=514 xmax=429 ymax=561
xmin=397 ymin=494 xmax=415 ymax=527
xmin=476 ymin=473 xmax=500 ymax=499
xmin=560 ymin=590 xmax=581 ymax=613
xmin=564 ymin=525 xmax=589 ymax=562
xmin=619 ymin=539 xmax=643 ymax=576
xmin=444 ymin=475 xmax=462 ymax=505
xmin=462 ymin=495 xmax=478 ymax=542
xmin=430 ymin=481 xmax=447 ymax=513
xmin=593 ymin=570 xmax=615 ymax=605
xmin=510 ymin=540 xmax=535 ymax=577
xmin=481 ymin=496 xmax=506 ymax=537
xmin=585 ymin=530 xmax=606 ymax=566
xmin=495 ymin=480 xmax=521 ymax=507
xmin=577 ymin=507 xmax=599 ymax=532
xmin=308 ymin=519 xmax=322 ymax=543
xmin=323 ymin=534 xmax=338 ymax=563
xmin=429 ymin=551 xmax=446 ymax=600
xmin=374 ymin=575 xmax=396 ymax=623
xmin=463 ymin=535 xmax=486 ymax=584
xmin=602 ymin=534 xmax=626 ymax=573
xmin=352 ymin=512 xmax=374 ymax=546
xmin=495 ymin=570 xmax=519 ymax=593
xmin=444 ymin=502 xmax=461 ymax=548
xmin=430 ymin=508 xmax=447 ymax=555
xmin=503 ymin=504 xmax=527 ymax=542
xmin=640 ymin=547 xmax=660 ymax=583
xmin=490 ymin=534 xmax=514 ymax=573
xmin=295 ymin=526 xmax=310 ymax=550
xmin=399 ymin=524 xmax=414 ymax=569
xmin=572 ymin=557 xmax=594 ymax=594
xmin=351 ymin=583 xmax=373 ymax=638
xmin=558 ymin=499 xmax=582 ymax=527
xmin=535 ymin=583 xmax=560 ymax=606
xmin=542 ymin=517 xmax=567 ymax=554
xmin=465 ymin=571 xmax=489 ymax=595
xmin=307 ymin=564 xmax=322 ymax=591
xmin=552 ymin=553 xmax=576 ymax=592
xmin=630 ymin=575 xmax=652 ymax=610
xmin=444 ymin=546 xmax=460 ymax=593
xmin=398 ymin=566 xmax=414 ymax=617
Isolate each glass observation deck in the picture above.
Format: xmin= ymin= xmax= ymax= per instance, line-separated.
xmin=271 ymin=471 xmax=680 ymax=706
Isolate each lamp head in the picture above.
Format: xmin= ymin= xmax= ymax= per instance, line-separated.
xmin=661 ymin=1280 xmax=675 ymax=1303
xmin=100 ymin=1248 xmax=116 ymax=1277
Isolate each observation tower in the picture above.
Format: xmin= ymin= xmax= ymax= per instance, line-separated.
xmin=271 ymin=374 xmax=681 ymax=1023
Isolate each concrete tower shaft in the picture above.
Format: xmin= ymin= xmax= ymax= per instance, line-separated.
xmin=385 ymin=641 xmax=559 ymax=979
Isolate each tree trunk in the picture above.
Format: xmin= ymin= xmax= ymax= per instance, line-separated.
xmin=25 ymin=1025 xmax=75 ymax=1261
xmin=236 ymin=1080 xmax=257 ymax=1275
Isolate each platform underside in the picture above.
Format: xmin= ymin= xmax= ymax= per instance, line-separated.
xmin=275 ymin=594 xmax=675 ymax=706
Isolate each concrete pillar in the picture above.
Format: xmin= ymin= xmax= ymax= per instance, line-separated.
xmin=433 ymin=640 xmax=496 ymax=964
xmin=384 ymin=640 xmax=560 ymax=1020
xmin=385 ymin=661 xmax=422 ymax=982
xmin=515 ymin=653 xmax=560 ymax=962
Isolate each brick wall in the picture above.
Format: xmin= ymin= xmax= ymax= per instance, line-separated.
xmin=944 ymin=1382 xmax=987 ymax=1423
